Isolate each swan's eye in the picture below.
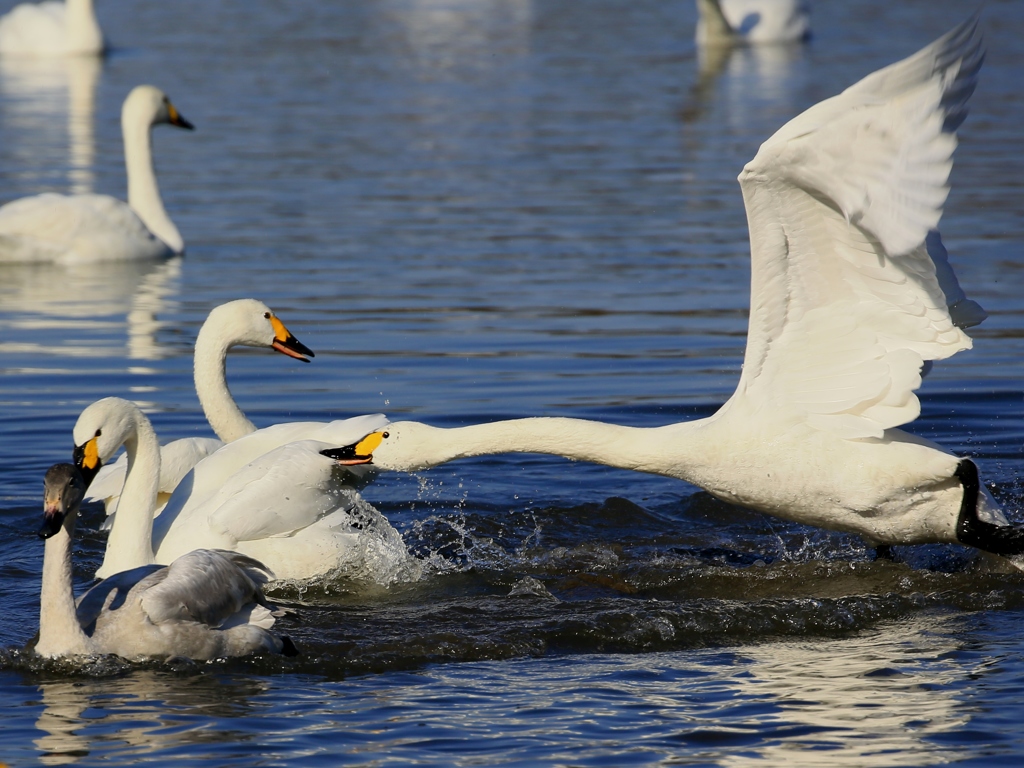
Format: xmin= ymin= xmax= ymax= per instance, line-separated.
xmin=383 ymin=432 xmax=390 ymax=439
xmin=94 ymin=429 xmax=102 ymax=437
xmin=264 ymin=312 xmax=271 ymax=319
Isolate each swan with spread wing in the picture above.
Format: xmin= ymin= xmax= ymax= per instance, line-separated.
xmin=336 ymin=20 xmax=1024 ymax=561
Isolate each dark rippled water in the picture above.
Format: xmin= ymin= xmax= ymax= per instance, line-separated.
xmin=1 ymin=0 xmax=1024 ymax=764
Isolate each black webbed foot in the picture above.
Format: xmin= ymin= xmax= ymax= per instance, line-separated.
xmin=955 ymin=459 xmax=1024 ymax=557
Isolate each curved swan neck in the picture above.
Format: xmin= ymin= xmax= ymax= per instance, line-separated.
xmin=37 ymin=523 xmax=90 ymax=657
xmin=65 ymin=0 xmax=104 ymax=55
xmin=122 ymin=107 xmax=183 ymax=254
xmin=103 ymin=411 xmax=161 ymax=573
xmin=386 ymin=417 xmax=709 ymax=480
xmin=194 ymin=324 xmax=256 ymax=443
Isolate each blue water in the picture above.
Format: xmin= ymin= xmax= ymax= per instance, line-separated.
xmin=2 ymin=0 xmax=1024 ymax=764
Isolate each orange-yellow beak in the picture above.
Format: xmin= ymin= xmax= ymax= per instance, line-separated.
xmin=270 ymin=315 xmax=315 ymax=362
xmin=319 ymin=431 xmax=387 ymax=466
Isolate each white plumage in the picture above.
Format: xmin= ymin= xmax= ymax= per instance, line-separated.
xmin=88 ymin=299 xmax=315 ymax=519
xmin=74 ymin=398 xmax=400 ymax=582
xmin=696 ymin=0 xmax=810 ymax=45
xmin=0 ymin=0 xmax=103 ymax=57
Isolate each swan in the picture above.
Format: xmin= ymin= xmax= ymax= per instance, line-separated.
xmin=696 ymin=0 xmax=810 ymax=44
xmin=35 ymin=462 xmax=297 ymax=660
xmin=87 ymin=299 xmax=316 ymax=517
xmin=72 ymin=397 xmax=398 ymax=581
xmin=335 ymin=20 xmax=1024 ymax=563
xmin=0 ymin=84 xmax=193 ymax=263
xmin=0 ymin=0 xmax=103 ymax=57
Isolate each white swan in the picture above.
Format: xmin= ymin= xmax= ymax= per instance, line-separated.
xmin=73 ymin=397 xmax=398 ymax=581
xmin=696 ymin=0 xmax=810 ymax=44
xmin=0 ymin=0 xmax=103 ymax=57
xmin=35 ymin=462 xmax=297 ymax=660
xmin=87 ymin=299 xmax=316 ymax=517
xmin=0 ymin=84 xmax=192 ymax=263
xmin=338 ymin=21 xmax=1024 ymax=562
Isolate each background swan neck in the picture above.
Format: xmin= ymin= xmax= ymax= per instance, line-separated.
xmin=122 ymin=111 xmax=183 ymax=254
xmin=37 ymin=525 xmax=91 ymax=657
xmin=102 ymin=413 xmax=160 ymax=573
xmin=65 ymin=0 xmax=104 ymax=55
xmin=193 ymin=327 xmax=256 ymax=443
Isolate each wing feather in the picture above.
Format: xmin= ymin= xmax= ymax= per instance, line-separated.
xmin=138 ymin=549 xmax=273 ymax=627
xmin=734 ymin=19 xmax=985 ymax=439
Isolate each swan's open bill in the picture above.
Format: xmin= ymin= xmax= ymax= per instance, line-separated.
xmin=35 ymin=462 xmax=298 ymax=661
xmin=331 ymin=19 xmax=1024 ymax=565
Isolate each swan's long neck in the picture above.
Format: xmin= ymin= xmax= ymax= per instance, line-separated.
xmin=387 ymin=417 xmax=712 ymax=482
xmin=102 ymin=413 xmax=161 ymax=574
xmin=36 ymin=522 xmax=91 ymax=658
xmin=123 ymin=111 xmax=183 ymax=254
xmin=64 ymin=0 xmax=104 ymax=56
xmin=193 ymin=325 xmax=256 ymax=443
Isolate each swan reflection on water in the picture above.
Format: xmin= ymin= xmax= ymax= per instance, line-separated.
xmin=713 ymin=615 xmax=971 ymax=766
xmin=683 ymin=33 xmax=808 ymax=127
xmin=0 ymin=256 xmax=182 ymax=361
xmin=33 ymin=672 xmax=271 ymax=765
xmin=29 ymin=615 xmax=976 ymax=765
xmin=0 ymin=53 xmax=101 ymax=195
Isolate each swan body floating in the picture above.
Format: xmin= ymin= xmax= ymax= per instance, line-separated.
xmin=0 ymin=0 xmax=103 ymax=57
xmin=341 ymin=20 xmax=1024 ymax=562
xmin=87 ymin=299 xmax=315 ymax=518
xmin=0 ymin=85 xmax=192 ymax=264
xmin=696 ymin=0 xmax=810 ymax=44
xmin=35 ymin=463 xmax=296 ymax=660
xmin=73 ymin=397 xmax=395 ymax=581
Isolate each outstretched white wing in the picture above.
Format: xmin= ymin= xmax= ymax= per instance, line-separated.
xmin=733 ymin=19 xmax=986 ymax=439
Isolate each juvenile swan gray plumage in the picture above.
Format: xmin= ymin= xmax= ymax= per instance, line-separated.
xmin=35 ymin=463 xmax=297 ymax=661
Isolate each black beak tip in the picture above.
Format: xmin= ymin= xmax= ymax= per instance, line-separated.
xmin=319 ymin=445 xmax=373 ymax=465
xmin=38 ymin=514 xmax=63 ymax=540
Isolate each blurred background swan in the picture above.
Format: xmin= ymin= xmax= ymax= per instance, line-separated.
xmin=0 ymin=256 xmax=182 ymax=361
xmin=695 ymin=0 xmax=810 ymax=45
xmin=0 ymin=0 xmax=103 ymax=57
xmin=0 ymin=84 xmax=193 ymax=263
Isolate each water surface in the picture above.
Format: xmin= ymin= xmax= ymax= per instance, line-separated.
xmin=1 ymin=0 xmax=1024 ymax=764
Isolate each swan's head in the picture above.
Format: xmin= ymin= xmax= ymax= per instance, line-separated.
xmin=72 ymin=397 xmax=144 ymax=488
xmin=123 ymin=85 xmax=195 ymax=132
xmin=40 ymin=463 xmax=85 ymax=539
xmin=201 ymin=299 xmax=315 ymax=362
xmin=323 ymin=422 xmax=441 ymax=471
